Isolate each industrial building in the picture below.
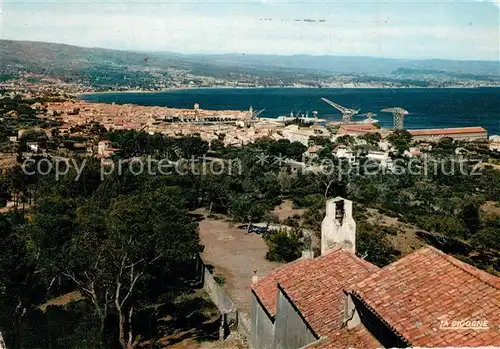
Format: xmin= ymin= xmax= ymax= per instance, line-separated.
xmin=408 ymin=127 xmax=487 ymax=142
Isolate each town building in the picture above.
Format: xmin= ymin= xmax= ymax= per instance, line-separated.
xmin=408 ymin=127 xmax=487 ymax=142
xmin=489 ymin=135 xmax=500 ymax=152
xmin=250 ymin=197 xmax=500 ymax=349
xmin=336 ymin=124 xmax=381 ymax=137
xmin=282 ymin=125 xmax=315 ymax=146
xmin=333 ymin=146 xmax=356 ymax=164
xmin=366 ymin=150 xmax=394 ymax=170
xmin=305 ymin=145 xmax=324 ymax=160
xmin=403 ymin=146 xmax=422 ymax=158
xmin=26 ymin=141 xmax=39 ymax=153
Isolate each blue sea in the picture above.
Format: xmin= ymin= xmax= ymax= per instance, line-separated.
xmin=81 ymin=88 xmax=500 ymax=136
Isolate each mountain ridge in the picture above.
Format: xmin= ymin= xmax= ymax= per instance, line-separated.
xmin=1 ymin=39 xmax=498 ymax=89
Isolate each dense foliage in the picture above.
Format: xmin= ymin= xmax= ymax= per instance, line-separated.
xmin=264 ymin=227 xmax=304 ymax=263
xmin=1 ymin=122 xmax=500 ymax=346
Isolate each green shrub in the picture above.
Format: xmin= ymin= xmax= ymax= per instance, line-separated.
xmin=264 ymin=228 xmax=303 ymax=263
xmin=213 ymin=275 xmax=226 ymax=286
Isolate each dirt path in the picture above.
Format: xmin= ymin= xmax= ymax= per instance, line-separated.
xmin=272 ymin=199 xmax=305 ymax=220
xmin=195 ymin=210 xmax=283 ymax=313
xmin=166 ymin=335 xmax=246 ymax=349
xmin=481 ymin=200 xmax=500 ymax=218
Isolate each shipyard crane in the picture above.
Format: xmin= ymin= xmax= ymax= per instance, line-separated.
xmin=358 ymin=112 xmax=378 ymax=124
xmin=321 ymin=98 xmax=360 ymax=123
xmin=249 ymin=106 xmax=266 ymax=120
xmin=247 ymin=106 xmax=266 ymax=127
xmin=312 ymin=111 xmax=319 ymax=125
xmin=381 ymin=107 xmax=409 ymax=130
xmin=252 ymin=108 xmax=266 ymax=119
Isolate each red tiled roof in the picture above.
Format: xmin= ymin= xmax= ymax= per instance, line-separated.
xmin=123 ymin=123 xmax=140 ymax=129
xmin=251 ymin=258 xmax=314 ymax=318
xmin=408 ymin=127 xmax=487 ymax=136
xmin=349 ymin=246 xmax=500 ymax=347
xmin=338 ymin=125 xmax=380 ymax=135
xmin=308 ymin=145 xmax=324 ymax=153
xmin=340 ymin=124 xmax=379 ymax=130
xmin=311 ymin=325 xmax=382 ymax=349
xmin=277 ymin=250 xmax=378 ymax=336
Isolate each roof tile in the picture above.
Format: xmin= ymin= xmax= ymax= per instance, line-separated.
xmin=277 ymin=250 xmax=379 ymax=336
xmin=311 ymin=324 xmax=382 ymax=349
xmin=349 ymin=247 xmax=500 ymax=347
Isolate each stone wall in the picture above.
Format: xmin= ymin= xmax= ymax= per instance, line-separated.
xmin=238 ymin=312 xmax=253 ymax=346
xmin=196 ymin=255 xmax=239 ymax=340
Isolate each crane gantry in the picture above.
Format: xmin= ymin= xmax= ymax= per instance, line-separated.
xmin=358 ymin=112 xmax=378 ymax=123
xmin=321 ymin=98 xmax=360 ymax=123
xmin=381 ymin=107 xmax=409 ymax=130
xmin=246 ymin=106 xmax=266 ymax=127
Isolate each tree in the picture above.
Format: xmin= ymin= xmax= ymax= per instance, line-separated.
xmin=356 ymin=223 xmax=400 ymax=267
xmin=432 ymin=137 xmax=457 ymax=157
xmin=462 ymin=204 xmax=480 ymax=237
xmin=35 ymin=188 xmax=202 ymax=349
xmin=336 ymin=135 xmax=355 ymax=147
xmin=309 ymin=136 xmax=331 ymax=147
xmin=360 ymin=132 xmax=381 ymax=146
xmin=229 ymin=194 xmax=267 ymax=233
xmin=264 ymin=227 xmax=303 ymax=262
xmin=89 ymin=122 xmax=107 ymax=136
xmin=210 ymin=138 xmax=225 ymax=152
xmin=386 ymin=130 xmax=412 ymax=154
xmin=201 ymin=174 xmax=230 ymax=213
xmin=285 ymin=141 xmax=307 ymax=161
xmin=176 ymin=135 xmax=209 ymax=159
xmin=0 ymin=212 xmax=42 ymax=349
xmin=471 ymin=217 xmax=500 ymax=251
xmin=263 ymin=211 xmax=280 ymax=230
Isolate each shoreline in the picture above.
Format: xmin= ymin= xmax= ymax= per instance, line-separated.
xmin=78 ymin=85 xmax=499 ymax=97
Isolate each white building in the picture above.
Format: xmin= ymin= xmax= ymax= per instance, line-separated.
xmin=26 ymin=141 xmax=39 ymax=153
xmin=403 ymin=147 xmax=422 ymax=158
xmin=378 ymin=139 xmax=391 ymax=151
xmin=282 ymin=125 xmax=313 ymax=146
xmin=489 ymin=135 xmax=500 ymax=152
xmin=366 ymin=150 xmax=394 ymax=170
xmin=334 ymin=146 xmax=356 ymax=164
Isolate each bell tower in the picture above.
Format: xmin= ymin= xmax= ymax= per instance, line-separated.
xmin=321 ymin=197 xmax=356 ymax=255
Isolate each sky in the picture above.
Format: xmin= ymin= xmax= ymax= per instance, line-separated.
xmin=0 ymin=0 xmax=499 ymax=61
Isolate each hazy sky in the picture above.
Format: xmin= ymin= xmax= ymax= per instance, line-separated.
xmin=1 ymin=0 xmax=499 ymax=60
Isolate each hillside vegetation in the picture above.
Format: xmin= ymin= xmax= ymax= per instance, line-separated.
xmin=1 ymin=39 xmax=499 ymax=90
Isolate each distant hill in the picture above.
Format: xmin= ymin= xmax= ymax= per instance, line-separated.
xmin=1 ymin=39 xmax=498 ymax=89
xmin=0 ymin=39 xmax=191 ymax=76
xmin=1 ymin=40 xmax=184 ymax=70
xmin=173 ymin=53 xmax=500 ymax=77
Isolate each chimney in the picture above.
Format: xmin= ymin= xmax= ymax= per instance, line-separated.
xmin=321 ymin=197 xmax=356 ymax=255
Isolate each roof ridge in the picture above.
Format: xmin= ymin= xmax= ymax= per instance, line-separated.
xmin=251 ymin=256 xmax=310 ymax=286
xmin=351 ymin=252 xmax=379 ymax=271
xmin=315 ymin=248 xmax=377 ymax=269
xmin=427 ymin=246 xmax=500 ymax=290
xmin=350 ymin=291 xmax=412 ymax=347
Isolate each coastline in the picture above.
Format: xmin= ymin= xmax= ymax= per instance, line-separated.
xmin=75 ymin=87 xmax=500 ymax=135
xmin=77 ymin=85 xmax=499 ymax=98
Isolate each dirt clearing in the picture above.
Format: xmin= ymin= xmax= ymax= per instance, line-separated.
xmin=194 ymin=209 xmax=283 ymax=313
